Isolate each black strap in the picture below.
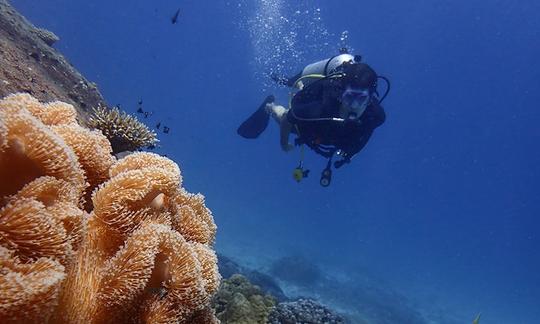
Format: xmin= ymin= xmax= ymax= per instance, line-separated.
xmin=312 ymin=144 xmax=336 ymax=159
xmin=323 ymin=55 xmax=339 ymax=75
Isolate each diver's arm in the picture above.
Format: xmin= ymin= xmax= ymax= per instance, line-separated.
xmin=365 ymin=100 xmax=386 ymax=127
xmin=336 ymin=104 xmax=386 ymax=166
xmin=338 ymin=130 xmax=373 ymax=165
xmin=279 ymin=118 xmax=294 ymax=152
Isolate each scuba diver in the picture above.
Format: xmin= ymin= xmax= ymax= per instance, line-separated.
xmin=237 ymin=52 xmax=389 ymax=187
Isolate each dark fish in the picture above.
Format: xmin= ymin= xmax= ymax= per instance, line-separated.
xmin=138 ymin=99 xmax=143 ymax=105
xmin=163 ymin=126 xmax=170 ymax=134
xmin=156 ymin=122 xmax=161 ymax=129
xmin=137 ymin=107 xmax=144 ymax=114
xmin=171 ymin=8 xmax=180 ymax=24
xmin=144 ymin=111 xmax=150 ymax=119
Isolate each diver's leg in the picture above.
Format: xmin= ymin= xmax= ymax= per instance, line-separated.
xmin=266 ymin=103 xmax=293 ymax=151
xmin=266 ymin=102 xmax=288 ymax=124
xmin=265 ymin=102 xmax=294 ymax=152
xmin=279 ymin=118 xmax=294 ymax=152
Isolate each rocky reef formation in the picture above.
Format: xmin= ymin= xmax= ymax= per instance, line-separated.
xmin=212 ymin=274 xmax=276 ymax=324
xmin=210 ymin=272 xmax=348 ymax=324
xmin=0 ymin=94 xmax=220 ymax=323
xmin=268 ymin=299 xmax=346 ymax=324
xmin=218 ymin=254 xmax=288 ymax=302
xmin=0 ymin=0 xmax=106 ymax=114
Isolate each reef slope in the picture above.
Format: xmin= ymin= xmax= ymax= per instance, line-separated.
xmin=0 ymin=0 xmax=107 ymax=115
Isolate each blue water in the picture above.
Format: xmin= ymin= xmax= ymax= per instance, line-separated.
xmin=11 ymin=0 xmax=540 ymax=323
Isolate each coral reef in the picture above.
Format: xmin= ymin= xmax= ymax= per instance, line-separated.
xmin=212 ymin=274 xmax=276 ymax=324
xmin=268 ymin=298 xmax=345 ymax=324
xmin=87 ymin=105 xmax=158 ymax=153
xmin=0 ymin=94 xmax=220 ymax=323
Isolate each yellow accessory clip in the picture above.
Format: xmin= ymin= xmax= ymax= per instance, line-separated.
xmin=292 ymin=168 xmax=304 ymax=182
xmin=292 ymin=144 xmax=309 ymax=183
xmin=472 ymin=313 xmax=481 ymax=324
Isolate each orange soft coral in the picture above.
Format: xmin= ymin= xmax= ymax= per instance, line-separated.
xmin=52 ymin=124 xmax=115 ymax=207
xmin=0 ymin=198 xmax=71 ymax=263
xmin=109 ymin=151 xmax=180 ymax=178
xmin=0 ymin=246 xmax=65 ymax=324
xmin=49 ymin=140 xmax=220 ymax=324
xmin=0 ymin=101 xmax=85 ymax=201
xmin=170 ymin=188 xmax=217 ymax=245
xmin=55 ymin=154 xmax=220 ymax=324
xmin=0 ymin=94 xmax=220 ymax=323
xmin=92 ymin=166 xmax=180 ymax=238
xmin=0 ymin=93 xmax=78 ymax=126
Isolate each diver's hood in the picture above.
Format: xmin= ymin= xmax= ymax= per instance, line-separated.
xmin=341 ymin=62 xmax=377 ymax=90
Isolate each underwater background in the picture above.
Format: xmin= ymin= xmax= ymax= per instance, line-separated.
xmin=10 ymin=0 xmax=539 ymax=323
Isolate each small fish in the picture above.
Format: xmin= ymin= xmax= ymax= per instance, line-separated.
xmin=156 ymin=122 xmax=161 ymax=129
xmin=137 ymin=107 xmax=144 ymax=114
xmin=138 ymin=99 xmax=143 ymax=105
xmin=163 ymin=126 xmax=170 ymax=134
xmin=144 ymin=111 xmax=150 ymax=119
xmin=472 ymin=313 xmax=481 ymax=324
xmin=171 ymin=8 xmax=180 ymax=24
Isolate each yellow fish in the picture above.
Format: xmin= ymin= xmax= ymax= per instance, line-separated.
xmin=472 ymin=312 xmax=481 ymax=324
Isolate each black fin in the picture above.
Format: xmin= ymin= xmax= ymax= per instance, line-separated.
xmin=237 ymin=95 xmax=274 ymax=139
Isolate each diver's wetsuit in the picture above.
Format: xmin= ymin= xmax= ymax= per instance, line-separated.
xmin=287 ymin=77 xmax=385 ymax=160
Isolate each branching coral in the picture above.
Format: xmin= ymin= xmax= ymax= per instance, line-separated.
xmin=0 ymin=94 xmax=220 ymax=323
xmin=87 ymin=105 xmax=158 ymax=153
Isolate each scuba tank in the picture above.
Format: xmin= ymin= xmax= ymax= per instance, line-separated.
xmin=301 ymin=54 xmax=358 ymax=78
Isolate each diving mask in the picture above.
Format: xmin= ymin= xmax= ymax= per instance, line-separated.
xmin=341 ymin=87 xmax=370 ymax=119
